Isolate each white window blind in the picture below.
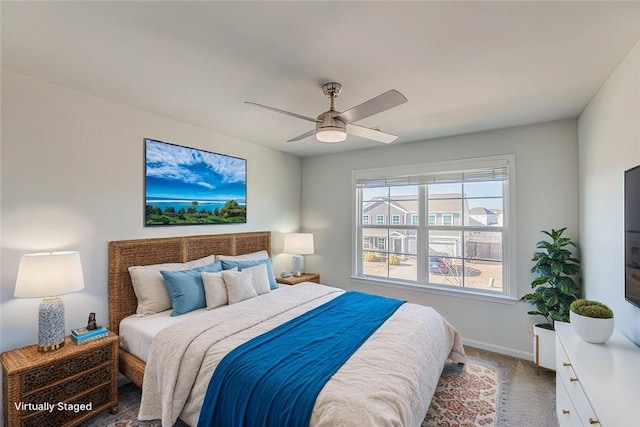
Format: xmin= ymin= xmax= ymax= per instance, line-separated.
xmin=356 ymin=165 xmax=508 ymax=189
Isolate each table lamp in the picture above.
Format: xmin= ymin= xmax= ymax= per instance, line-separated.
xmin=283 ymin=233 xmax=314 ymax=277
xmin=14 ymin=251 xmax=85 ymax=352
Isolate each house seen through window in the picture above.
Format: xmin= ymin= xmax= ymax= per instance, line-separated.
xmin=352 ymin=156 xmax=515 ymax=300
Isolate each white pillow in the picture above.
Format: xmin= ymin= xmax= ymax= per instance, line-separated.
xmin=202 ymin=267 xmax=237 ymax=309
xmin=243 ymin=263 xmax=271 ymax=295
xmin=128 ymin=255 xmax=216 ymax=316
xmin=223 ymin=270 xmax=258 ymax=304
xmin=216 ymin=250 xmax=269 ymax=262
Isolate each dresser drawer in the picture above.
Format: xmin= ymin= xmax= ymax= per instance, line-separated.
xmin=556 ymin=379 xmax=582 ymax=427
xmin=556 ymin=334 xmax=601 ymax=426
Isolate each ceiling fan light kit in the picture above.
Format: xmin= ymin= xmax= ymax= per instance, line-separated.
xmin=246 ymin=82 xmax=407 ymax=145
xmin=316 ymin=127 xmax=347 ymax=143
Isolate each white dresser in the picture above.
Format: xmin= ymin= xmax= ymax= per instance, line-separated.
xmin=555 ymin=321 xmax=640 ymax=426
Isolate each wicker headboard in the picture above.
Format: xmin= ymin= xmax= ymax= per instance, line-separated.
xmin=108 ymin=231 xmax=271 ymax=335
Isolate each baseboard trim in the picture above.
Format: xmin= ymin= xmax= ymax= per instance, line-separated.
xmin=461 ymin=337 xmax=533 ymax=362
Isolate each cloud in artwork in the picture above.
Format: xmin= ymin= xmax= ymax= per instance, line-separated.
xmin=200 ymin=151 xmax=245 ymax=184
xmin=145 ymin=140 xmax=246 ymax=190
xmin=144 ymin=139 xmax=247 ymax=202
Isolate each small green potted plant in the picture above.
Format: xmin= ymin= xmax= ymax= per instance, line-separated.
xmin=569 ymin=299 xmax=614 ymax=343
xmin=520 ymin=228 xmax=581 ymax=371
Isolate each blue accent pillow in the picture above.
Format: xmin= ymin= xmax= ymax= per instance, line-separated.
xmin=220 ymin=259 xmax=277 ymax=290
xmin=161 ymin=261 xmax=223 ymax=316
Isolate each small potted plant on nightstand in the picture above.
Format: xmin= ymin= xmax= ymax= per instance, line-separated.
xmin=520 ymin=228 xmax=581 ymax=372
xmin=569 ymin=299 xmax=614 ymax=344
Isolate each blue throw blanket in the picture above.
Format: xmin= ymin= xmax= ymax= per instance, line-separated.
xmin=197 ymin=291 xmax=405 ymax=427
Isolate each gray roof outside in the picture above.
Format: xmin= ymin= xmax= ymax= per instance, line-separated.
xmin=363 ymin=193 xmax=469 ymax=214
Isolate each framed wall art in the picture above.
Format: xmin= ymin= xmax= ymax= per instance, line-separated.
xmin=144 ymin=138 xmax=247 ymax=226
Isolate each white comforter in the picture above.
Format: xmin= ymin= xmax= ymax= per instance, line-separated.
xmin=138 ymin=283 xmax=466 ymax=427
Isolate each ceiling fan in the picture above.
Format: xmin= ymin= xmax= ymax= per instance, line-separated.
xmin=245 ymin=82 xmax=407 ymax=144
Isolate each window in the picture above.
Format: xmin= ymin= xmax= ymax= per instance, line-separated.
xmin=363 ymin=237 xmax=371 ymax=249
xmin=373 ymin=237 xmax=386 ymax=250
xmin=362 ymin=215 xmax=370 ymax=225
xmin=353 ymin=155 xmax=515 ymax=300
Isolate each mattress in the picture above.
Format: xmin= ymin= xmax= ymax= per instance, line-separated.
xmin=119 ymin=308 xmax=207 ymax=362
xmin=119 ymin=285 xmax=286 ymax=362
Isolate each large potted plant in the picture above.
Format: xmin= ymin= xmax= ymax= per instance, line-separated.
xmin=520 ymin=228 xmax=581 ymax=372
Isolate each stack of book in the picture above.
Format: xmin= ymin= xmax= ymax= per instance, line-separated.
xmin=71 ymin=326 xmax=109 ymax=345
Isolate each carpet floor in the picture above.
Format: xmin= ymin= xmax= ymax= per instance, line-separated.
xmin=81 ymin=346 xmax=557 ymax=427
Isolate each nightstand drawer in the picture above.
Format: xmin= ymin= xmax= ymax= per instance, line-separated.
xmin=21 ymin=383 xmax=114 ymax=427
xmin=22 ymin=364 xmax=113 ymax=412
xmin=21 ymin=345 xmax=112 ymax=393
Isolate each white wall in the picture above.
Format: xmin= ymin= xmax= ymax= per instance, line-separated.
xmin=0 ymin=71 xmax=302 ymax=352
xmin=578 ymin=40 xmax=640 ymax=345
xmin=301 ymin=119 xmax=579 ymax=358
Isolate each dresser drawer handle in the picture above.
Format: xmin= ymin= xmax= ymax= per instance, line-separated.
xmin=588 ymin=418 xmax=599 ymax=425
xmin=569 ymin=377 xmax=579 ymax=382
xmin=562 ymin=362 xmax=571 ymax=367
xmin=562 ymin=409 xmax=570 ymax=415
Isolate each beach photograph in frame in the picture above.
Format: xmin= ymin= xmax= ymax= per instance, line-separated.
xmin=144 ymin=138 xmax=247 ymax=226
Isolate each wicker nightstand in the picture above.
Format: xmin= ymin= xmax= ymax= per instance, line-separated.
xmin=1 ymin=332 xmax=118 ymax=427
xmin=276 ymin=273 xmax=320 ymax=285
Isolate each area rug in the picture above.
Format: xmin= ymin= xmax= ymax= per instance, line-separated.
xmin=423 ymin=357 xmax=504 ymax=427
xmin=82 ymin=357 xmax=504 ymax=427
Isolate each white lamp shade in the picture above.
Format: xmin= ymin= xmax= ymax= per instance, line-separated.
xmin=15 ymin=251 xmax=85 ymax=298
xmin=283 ymin=233 xmax=314 ymax=255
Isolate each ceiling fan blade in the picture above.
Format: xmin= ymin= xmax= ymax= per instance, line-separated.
xmin=286 ymin=129 xmax=316 ymax=142
xmin=244 ymin=101 xmax=320 ymax=123
xmin=348 ymin=124 xmax=398 ymax=144
xmin=335 ymin=89 xmax=407 ymax=124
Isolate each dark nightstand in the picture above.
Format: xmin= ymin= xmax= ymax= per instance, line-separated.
xmin=276 ymin=273 xmax=320 ymax=285
xmin=1 ymin=332 xmax=118 ymax=426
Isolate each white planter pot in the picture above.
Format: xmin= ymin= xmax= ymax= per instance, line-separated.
xmin=570 ymin=311 xmax=614 ymax=344
xmin=533 ymin=324 xmax=556 ymax=372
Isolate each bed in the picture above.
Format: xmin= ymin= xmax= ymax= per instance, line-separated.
xmin=108 ymin=231 xmax=466 ymax=427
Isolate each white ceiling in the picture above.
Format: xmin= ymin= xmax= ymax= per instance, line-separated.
xmin=3 ymin=1 xmax=640 ymax=157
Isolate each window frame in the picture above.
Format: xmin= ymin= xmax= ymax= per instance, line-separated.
xmin=352 ymin=155 xmax=517 ymax=302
